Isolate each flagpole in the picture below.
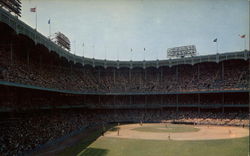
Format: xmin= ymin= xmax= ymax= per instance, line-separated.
xmin=130 ymin=48 xmax=132 ymax=61
xmin=74 ymin=40 xmax=76 ymax=55
xmin=144 ymin=48 xmax=145 ymax=61
xmin=216 ymin=41 xmax=218 ymax=53
xmin=49 ymin=19 xmax=51 ymax=38
xmin=131 ymin=49 xmax=132 ymax=61
xmin=82 ymin=42 xmax=84 ymax=57
xmin=35 ymin=6 xmax=37 ymax=30
xmin=93 ymin=45 xmax=95 ymax=59
xmin=244 ymin=37 xmax=246 ymax=50
xmin=117 ymin=48 xmax=119 ymax=61
xmin=157 ymin=50 xmax=159 ymax=60
xmin=105 ymin=46 xmax=107 ymax=60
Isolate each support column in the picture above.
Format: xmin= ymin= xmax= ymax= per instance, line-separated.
xmin=27 ymin=49 xmax=30 ymax=67
xmin=99 ymin=95 xmax=101 ymax=106
xmin=159 ymin=95 xmax=163 ymax=117
xmin=222 ymin=93 xmax=224 ymax=113
xmin=249 ymin=90 xmax=250 ymax=115
xmin=70 ymin=64 xmax=72 ymax=74
xmin=176 ymin=66 xmax=178 ymax=79
xmin=84 ymin=95 xmax=86 ymax=105
xmin=160 ymin=68 xmax=163 ymax=82
xmin=249 ymin=59 xmax=250 ymax=114
xmin=82 ymin=94 xmax=85 ymax=106
xmin=39 ymin=55 xmax=42 ymax=70
xmin=160 ymin=95 xmax=163 ymax=106
xmin=176 ymin=66 xmax=179 ymax=91
xmin=139 ymin=71 xmax=142 ymax=88
xmin=10 ymin=42 xmax=13 ymax=64
xmin=221 ymin=61 xmax=224 ymax=80
xmin=197 ymin=64 xmax=200 ymax=80
xmin=129 ymin=69 xmax=131 ymax=82
xmin=144 ymin=95 xmax=147 ymax=120
xmin=198 ymin=94 xmax=200 ymax=113
xmin=176 ymin=94 xmax=179 ymax=112
xmin=157 ymin=70 xmax=160 ymax=82
xmin=98 ymin=69 xmax=100 ymax=82
xmin=113 ymin=69 xmax=116 ymax=84
xmin=50 ymin=58 xmax=53 ymax=72
xmin=130 ymin=96 xmax=132 ymax=105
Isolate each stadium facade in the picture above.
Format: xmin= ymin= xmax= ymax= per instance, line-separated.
xmin=0 ymin=6 xmax=249 ymax=156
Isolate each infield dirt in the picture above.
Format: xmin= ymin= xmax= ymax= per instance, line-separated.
xmin=104 ymin=123 xmax=249 ymax=141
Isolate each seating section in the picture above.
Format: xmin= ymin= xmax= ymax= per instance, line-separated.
xmin=0 ymin=49 xmax=249 ymax=93
xmin=0 ymin=110 xmax=249 ymax=156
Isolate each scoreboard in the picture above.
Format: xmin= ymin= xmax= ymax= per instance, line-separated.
xmin=167 ymin=45 xmax=197 ymax=59
xmin=51 ymin=32 xmax=71 ymax=51
xmin=0 ymin=0 xmax=22 ymax=17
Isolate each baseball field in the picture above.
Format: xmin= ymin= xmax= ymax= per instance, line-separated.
xmin=56 ymin=123 xmax=249 ymax=156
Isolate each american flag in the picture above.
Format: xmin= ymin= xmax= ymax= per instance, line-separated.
xmin=30 ymin=7 xmax=36 ymax=12
xmin=240 ymin=34 xmax=246 ymax=38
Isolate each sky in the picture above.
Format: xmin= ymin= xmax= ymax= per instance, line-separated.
xmin=20 ymin=0 xmax=249 ymax=61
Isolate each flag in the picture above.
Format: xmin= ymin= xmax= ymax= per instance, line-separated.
xmin=30 ymin=7 xmax=36 ymax=12
xmin=144 ymin=48 xmax=146 ymax=51
xmin=130 ymin=48 xmax=133 ymax=52
xmin=48 ymin=19 xmax=50 ymax=24
xmin=82 ymin=42 xmax=84 ymax=47
xmin=240 ymin=34 xmax=246 ymax=38
xmin=213 ymin=38 xmax=217 ymax=42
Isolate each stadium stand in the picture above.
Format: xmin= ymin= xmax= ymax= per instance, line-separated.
xmin=0 ymin=109 xmax=249 ymax=156
xmin=0 ymin=47 xmax=249 ymax=93
xmin=0 ymin=6 xmax=249 ymax=156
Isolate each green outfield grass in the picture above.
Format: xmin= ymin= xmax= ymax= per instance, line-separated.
xmin=132 ymin=124 xmax=200 ymax=133
xmin=76 ymin=137 xmax=249 ymax=156
xmin=57 ymin=124 xmax=249 ymax=156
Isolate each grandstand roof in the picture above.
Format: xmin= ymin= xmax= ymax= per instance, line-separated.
xmin=0 ymin=7 xmax=249 ymax=69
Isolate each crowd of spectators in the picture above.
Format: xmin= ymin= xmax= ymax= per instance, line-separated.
xmin=0 ymin=47 xmax=249 ymax=156
xmin=0 ymin=110 xmax=91 ymax=156
xmin=0 ymin=109 xmax=248 ymax=156
xmin=0 ymin=49 xmax=249 ymax=93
